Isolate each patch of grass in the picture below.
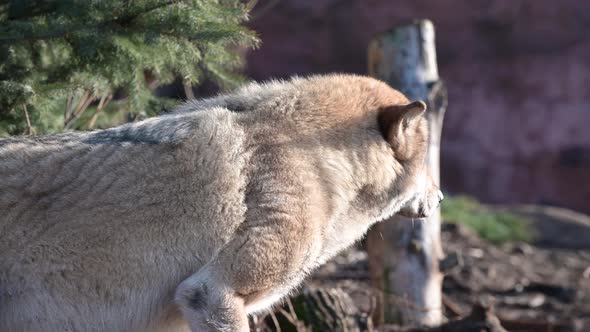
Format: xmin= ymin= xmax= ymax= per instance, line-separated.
xmin=441 ymin=195 xmax=534 ymax=244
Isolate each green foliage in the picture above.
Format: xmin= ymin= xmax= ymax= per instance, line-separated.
xmin=441 ymin=195 xmax=534 ymax=244
xmin=0 ymin=0 xmax=258 ymax=135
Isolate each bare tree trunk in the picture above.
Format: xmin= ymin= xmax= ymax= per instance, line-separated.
xmin=366 ymin=19 xmax=448 ymax=327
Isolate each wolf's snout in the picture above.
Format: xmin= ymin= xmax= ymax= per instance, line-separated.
xmin=398 ymin=193 xmax=439 ymax=219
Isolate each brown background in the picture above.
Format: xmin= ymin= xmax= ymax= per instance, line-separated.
xmin=244 ymin=0 xmax=590 ymax=214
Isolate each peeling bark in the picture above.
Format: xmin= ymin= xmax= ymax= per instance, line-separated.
xmin=367 ymin=19 xmax=448 ymax=327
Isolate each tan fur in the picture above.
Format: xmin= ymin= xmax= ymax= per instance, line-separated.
xmin=0 ymin=74 xmax=441 ymax=332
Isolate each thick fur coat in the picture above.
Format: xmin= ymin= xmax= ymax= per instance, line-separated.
xmin=0 ymin=74 xmax=442 ymax=331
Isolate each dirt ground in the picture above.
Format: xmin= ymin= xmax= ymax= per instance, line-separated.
xmin=305 ymin=208 xmax=590 ymax=332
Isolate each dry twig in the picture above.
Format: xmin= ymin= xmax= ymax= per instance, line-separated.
xmin=85 ymin=94 xmax=113 ymax=129
xmin=22 ymin=104 xmax=34 ymax=135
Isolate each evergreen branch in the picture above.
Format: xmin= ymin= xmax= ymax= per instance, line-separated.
xmin=0 ymin=22 xmax=122 ymax=42
xmin=113 ymin=0 xmax=182 ymax=25
xmin=2 ymin=1 xmax=57 ymax=21
xmin=0 ymin=20 xmax=253 ymax=44
xmin=0 ymin=0 xmax=257 ymax=135
xmin=0 ymin=0 xmax=182 ymax=42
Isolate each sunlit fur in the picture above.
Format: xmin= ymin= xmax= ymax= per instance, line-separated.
xmin=0 ymin=74 xmax=439 ymax=332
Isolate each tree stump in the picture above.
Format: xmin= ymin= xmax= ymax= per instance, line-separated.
xmin=301 ymin=288 xmax=373 ymax=332
xmin=366 ymin=19 xmax=448 ymax=327
xmin=253 ymin=287 xmax=374 ymax=332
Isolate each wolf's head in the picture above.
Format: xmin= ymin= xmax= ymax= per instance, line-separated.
xmin=288 ymin=74 xmax=442 ymax=225
xmin=378 ymin=100 xmax=443 ymax=219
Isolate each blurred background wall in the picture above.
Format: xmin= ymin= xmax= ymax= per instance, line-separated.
xmin=245 ymin=0 xmax=590 ymax=214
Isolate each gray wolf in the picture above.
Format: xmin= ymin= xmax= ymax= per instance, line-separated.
xmin=0 ymin=74 xmax=442 ymax=331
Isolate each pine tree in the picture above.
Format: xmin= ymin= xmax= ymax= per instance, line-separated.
xmin=0 ymin=0 xmax=258 ymax=136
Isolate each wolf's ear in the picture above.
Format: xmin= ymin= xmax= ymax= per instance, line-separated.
xmin=378 ymin=100 xmax=426 ymax=157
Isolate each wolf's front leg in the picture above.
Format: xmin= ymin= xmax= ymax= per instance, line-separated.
xmin=175 ymin=219 xmax=316 ymax=332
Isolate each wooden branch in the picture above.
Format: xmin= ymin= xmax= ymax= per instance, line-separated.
xmin=22 ymin=104 xmax=34 ymax=135
xmin=250 ymin=0 xmax=281 ymax=21
xmin=183 ymin=83 xmax=195 ymax=100
xmin=269 ymin=310 xmax=282 ymax=332
xmin=85 ymin=94 xmax=113 ymax=129
xmin=245 ymin=0 xmax=260 ymax=12
xmin=64 ymin=91 xmax=95 ymax=129
xmin=497 ymin=316 xmax=578 ymax=332
xmin=384 ymin=297 xmax=578 ymax=332
xmin=382 ymin=299 xmax=507 ymax=332
xmin=65 ymin=94 xmax=74 ymax=123
xmin=441 ymin=295 xmax=464 ymax=317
